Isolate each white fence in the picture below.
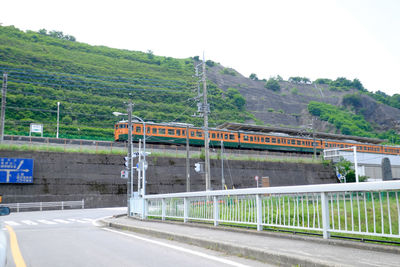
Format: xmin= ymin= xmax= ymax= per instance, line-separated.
xmin=1 ymin=200 xmax=84 ymax=212
xmin=141 ymin=181 xmax=400 ymax=239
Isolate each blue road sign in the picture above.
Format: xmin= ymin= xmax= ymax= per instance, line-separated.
xmin=0 ymin=158 xmax=34 ymax=183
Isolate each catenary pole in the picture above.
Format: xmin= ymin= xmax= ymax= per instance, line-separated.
xmin=186 ymin=125 xmax=190 ymax=192
xmin=203 ymin=54 xmax=211 ymax=190
xmin=0 ymin=73 xmax=8 ymax=143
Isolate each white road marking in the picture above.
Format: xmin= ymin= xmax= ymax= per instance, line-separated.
xmin=21 ymin=220 xmax=38 ymax=225
xmin=81 ymin=218 xmax=94 ymax=222
xmin=53 ymin=219 xmax=71 ymax=224
xmin=4 ymin=221 xmax=20 ymax=226
xmin=37 ymin=219 xmax=57 ymax=225
xmin=102 ymin=227 xmax=250 ymax=267
xmin=67 ymin=218 xmax=89 ymax=223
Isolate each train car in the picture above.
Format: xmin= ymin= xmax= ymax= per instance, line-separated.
xmin=238 ymin=131 xmax=322 ymax=153
xmin=114 ymin=121 xmax=240 ymax=148
xmin=115 ymin=121 xmax=400 ymax=155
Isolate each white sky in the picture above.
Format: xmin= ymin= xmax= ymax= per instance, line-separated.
xmin=1 ymin=0 xmax=399 ymax=95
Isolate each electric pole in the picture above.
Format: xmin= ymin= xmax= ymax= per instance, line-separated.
xmin=127 ymin=100 xmax=133 ymax=205
xmin=312 ymin=117 xmax=316 ymax=158
xmin=56 ymin=102 xmax=60 ymax=138
xmin=0 ymin=73 xmax=7 ymax=143
xmin=202 ymin=54 xmax=211 ymax=191
xmin=186 ymin=125 xmax=190 ymax=192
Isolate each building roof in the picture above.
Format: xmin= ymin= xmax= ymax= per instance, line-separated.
xmin=216 ymin=122 xmax=384 ymax=144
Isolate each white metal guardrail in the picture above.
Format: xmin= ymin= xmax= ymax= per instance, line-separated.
xmin=0 ymin=200 xmax=84 ymax=212
xmin=142 ymin=181 xmax=400 ymax=239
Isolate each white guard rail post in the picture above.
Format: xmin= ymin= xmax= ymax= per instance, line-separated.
xmin=144 ymin=181 xmax=400 ymax=240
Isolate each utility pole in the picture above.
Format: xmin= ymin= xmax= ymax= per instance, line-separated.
xmin=221 ymin=140 xmax=225 ymax=190
xmin=56 ymin=102 xmax=60 ymax=138
xmin=127 ymin=100 xmax=133 ymax=208
xmin=0 ymin=73 xmax=7 ymax=143
xmin=312 ymin=117 xmax=316 ymax=158
xmin=186 ymin=125 xmax=190 ymax=192
xmin=202 ymin=54 xmax=211 ymax=191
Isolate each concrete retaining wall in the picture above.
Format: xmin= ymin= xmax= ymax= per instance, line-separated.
xmin=0 ymin=151 xmax=337 ymax=207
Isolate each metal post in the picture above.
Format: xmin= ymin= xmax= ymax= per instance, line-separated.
xmin=56 ymin=102 xmax=60 ymax=138
xmin=162 ymin=198 xmax=166 ymax=221
xmin=202 ymin=54 xmax=211 ymax=191
xmin=256 ymin=194 xmax=263 ymax=231
xmin=0 ymin=73 xmax=8 ymax=143
xmin=184 ymin=197 xmax=188 ymax=223
xmin=321 ymin=192 xmax=330 ymax=239
xmin=221 ymin=140 xmax=225 ymax=190
xmin=142 ymin=121 xmax=147 ymax=219
xmin=353 ymin=146 xmax=359 ymax=183
xmin=186 ymin=125 xmax=190 ymax=192
xmin=127 ymin=101 xmax=133 ymax=214
xmin=213 ymin=196 xmax=219 ymax=226
xmin=130 ymin=142 xmax=133 ymax=201
xmin=138 ymin=139 xmax=142 ymax=195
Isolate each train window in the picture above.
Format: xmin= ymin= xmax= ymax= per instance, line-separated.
xmin=272 ymin=138 xmax=276 ymax=143
xmin=147 ymin=127 xmax=151 ymax=134
xmin=243 ymin=135 xmax=248 ymax=141
xmin=152 ymin=128 xmax=157 ymax=134
xmin=277 ymin=139 xmax=281 ymax=144
xmin=224 ymin=134 xmax=228 ymax=140
xmin=261 ymin=137 xmax=264 ymax=142
xmin=266 ymin=138 xmax=270 ymax=143
xmin=302 ymin=141 xmax=305 ymax=145
xmin=196 ymin=131 xmax=202 ymax=137
xmin=250 ymin=136 xmax=253 ymax=142
xmin=159 ymin=128 xmax=166 ymax=134
xmin=212 ymin=133 xmax=216 ymax=138
xmin=136 ymin=126 xmax=141 ymax=133
xmin=229 ymin=134 xmax=234 ymax=140
xmin=191 ymin=131 xmax=195 ymax=137
xmin=182 ymin=130 xmax=186 ymax=136
xmin=291 ymin=140 xmax=295 ymax=145
xmin=177 ymin=130 xmax=181 ymax=136
xmin=168 ymin=129 xmax=174 ymax=135
xmin=340 ymin=144 xmax=344 ymax=148
xmin=297 ymin=141 xmax=301 ymax=145
xmin=217 ymin=133 xmax=221 ymax=139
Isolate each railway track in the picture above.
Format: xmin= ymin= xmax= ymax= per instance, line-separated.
xmin=2 ymin=135 xmax=315 ymax=160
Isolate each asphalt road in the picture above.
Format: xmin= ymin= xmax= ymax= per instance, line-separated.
xmin=3 ymin=208 xmax=269 ymax=267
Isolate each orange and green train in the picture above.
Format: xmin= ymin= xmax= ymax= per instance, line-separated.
xmin=114 ymin=121 xmax=400 ymax=155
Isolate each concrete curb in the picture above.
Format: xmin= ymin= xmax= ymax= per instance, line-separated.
xmin=100 ymin=218 xmax=352 ymax=267
xmin=139 ymin=218 xmax=400 ymax=255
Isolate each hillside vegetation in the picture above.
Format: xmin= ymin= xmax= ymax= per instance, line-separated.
xmin=0 ymin=25 xmax=399 ymax=144
xmin=0 ymin=26 xmax=253 ymax=140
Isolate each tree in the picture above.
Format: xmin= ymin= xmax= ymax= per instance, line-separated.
xmin=249 ymin=73 xmax=258 ymax=81
xmin=38 ymin=29 xmax=47 ymax=35
xmin=264 ymin=78 xmax=281 ymax=92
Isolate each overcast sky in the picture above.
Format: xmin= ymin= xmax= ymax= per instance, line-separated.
xmin=1 ymin=0 xmax=399 ymax=95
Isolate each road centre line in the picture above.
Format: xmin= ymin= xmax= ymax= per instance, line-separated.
xmin=101 ymin=227 xmax=250 ymax=267
xmin=5 ymin=225 xmax=27 ymax=267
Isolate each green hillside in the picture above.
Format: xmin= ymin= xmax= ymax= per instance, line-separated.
xmin=0 ymin=26 xmax=254 ymax=140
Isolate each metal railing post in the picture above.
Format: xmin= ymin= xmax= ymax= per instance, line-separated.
xmin=321 ymin=192 xmax=330 ymax=239
xmin=82 ymin=199 xmax=84 ymax=209
xmin=40 ymin=202 xmax=42 ymax=211
xmin=61 ymin=201 xmax=64 ymax=210
xmin=162 ymin=198 xmax=166 ymax=221
xmin=141 ymin=198 xmax=147 ymax=220
xmin=213 ymin=196 xmax=219 ymax=226
xmin=184 ymin=197 xmax=189 ymax=223
xmin=17 ymin=203 xmax=20 ymax=213
xmin=256 ymin=194 xmax=263 ymax=231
